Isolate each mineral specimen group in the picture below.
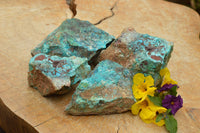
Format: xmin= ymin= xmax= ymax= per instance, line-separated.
xmin=28 ymin=18 xmax=174 ymax=115
xmin=28 ymin=18 xmax=115 ymax=96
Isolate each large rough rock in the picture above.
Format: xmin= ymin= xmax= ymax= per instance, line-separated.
xmin=31 ymin=18 xmax=115 ymax=61
xmin=65 ymin=60 xmax=136 ymax=115
xmin=98 ymin=28 xmax=173 ymax=85
xmin=28 ymin=54 xmax=91 ymax=96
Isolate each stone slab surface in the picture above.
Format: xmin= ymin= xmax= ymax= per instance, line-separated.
xmin=0 ymin=0 xmax=200 ymax=133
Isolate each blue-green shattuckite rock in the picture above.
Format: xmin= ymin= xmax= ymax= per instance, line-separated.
xmin=98 ymin=28 xmax=173 ymax=86
xmin=65 ymin=60 xmax=136 ymax=115
xmin=31 ymin=18 xmax=115 ymax=61
xmin=28 ymin=54 xmax=91 ymax=96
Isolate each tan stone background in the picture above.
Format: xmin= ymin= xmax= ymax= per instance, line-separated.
xmin=0 ymin=0 xmax=200 ymax=132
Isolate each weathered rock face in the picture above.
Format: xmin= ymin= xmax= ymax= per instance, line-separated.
xmin=28 ymin=54 xmax=91 ymax=96
xmin=31 ymin=18 xmax=115 ymax=61
xmin=98 ymin=28 xmax=173 ymax=85
xmin=65 ymin=60 xmax=136 ymax=115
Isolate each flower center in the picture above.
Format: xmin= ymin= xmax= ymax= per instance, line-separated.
xmin=143 ymin=100 xmax=149 ymax=107
xmin=171 ymin=101 xmax=174 ymax=105
xmin=142 ymin=87 xmax=147 ymax=92
xmin=140 ymin=84 xmax=147 ymax=92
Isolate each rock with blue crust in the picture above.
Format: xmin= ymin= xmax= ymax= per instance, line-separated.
xmin=98 ymin=28 xmax=173 ymax=85
xmin=65 ymin=60 xmax=136 ymax=115
xmin=31 ymin=18 xmax=115 ymax=62
xmin=28 ymin=54 xmax=91 ymax=96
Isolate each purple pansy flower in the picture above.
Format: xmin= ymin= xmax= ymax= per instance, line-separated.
xmin=162 ymin=94 xmax=183 ymax=115
xmin=158 ymin=84 xmax=178 ymax=93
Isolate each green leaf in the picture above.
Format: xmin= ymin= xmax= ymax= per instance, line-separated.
xmin=148 ymin=95 xmax=162 ymax=106
xmin=166 ymin=109 xmax=172 ymax=114
xmin=165 ymin=115 xmax=177 ymax=133
xmin=156 ymin=113 xmax=164 ymax=122
xmin=169 ymin=86 xmax=177 ymax=96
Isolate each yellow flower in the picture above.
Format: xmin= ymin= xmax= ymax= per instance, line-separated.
xmin=160 ymin=68 xmax=177 ymax=87
xmin=132 ymin=73 xmax=157 ymax=101
xmin=131 ymin=97 xmax=167 ymax=126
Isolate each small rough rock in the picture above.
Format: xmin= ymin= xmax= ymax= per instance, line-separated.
xmin=28 ymin=54 xmax=91 ymax=96
xmin=98 ymin=28 xmax=173 ymax=85
xmin=31 ymin=18 xmax=115 ymax=61
xmin=65 ymin=60 xmax=136 ymax=115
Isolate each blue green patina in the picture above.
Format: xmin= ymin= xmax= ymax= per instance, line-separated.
xmin=65 ymin=60 xmax=136 ymax=115
xmin=31 ymin=18 xmax=115 ymax=60
xmin=28 ymin=54 xmax=91 ymax=96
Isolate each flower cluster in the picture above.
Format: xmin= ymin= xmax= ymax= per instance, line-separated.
xmin=131 ymin=68 xmax=183 ymax=133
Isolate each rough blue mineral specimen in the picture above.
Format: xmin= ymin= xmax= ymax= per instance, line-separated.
xmin=28 ymin=54 xmax=91 ymax=96
xmin=29 ymin=18 xmax=115 ymax=96
xmin=98 ymin=28 xmax=173 ymax=85
xmin=31 ymin=18 xmax=115 ymax=61
xmin=65 ymin=60 xmax=136 ymax=115
xmin=29 ymin=19 xmax=174 ymax=115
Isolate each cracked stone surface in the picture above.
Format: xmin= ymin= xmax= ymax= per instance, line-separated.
xmin=28 ymin=54 xmax=91 ymax=96
xmin=98 ymin=28 xmax=173 ymax=86
xmin=1 ymin=0 xmax=200 ymax=133
xmin=66 ymin=60 xmax=135 ymax=115
xmin=74 ymin=0 xmax=117 ymax=25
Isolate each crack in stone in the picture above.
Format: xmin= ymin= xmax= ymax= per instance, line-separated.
xmin=116 ymin=126 xmax=120 ymax=133
xmin=66 ymin=0 xmax=77 ymax=18
xmin=94 ymin=0 xmax=119 ymax=25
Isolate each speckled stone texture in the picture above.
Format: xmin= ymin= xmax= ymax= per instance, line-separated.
xmin=65 ymin=60 xmax=136 ymax=115
xmin=28 ymin=54 xmax=91 ymax=96
xmin=98 ymin=28 xmax=173 ymax=85
xmin=31 ymin=18 xmax=115 ymax=61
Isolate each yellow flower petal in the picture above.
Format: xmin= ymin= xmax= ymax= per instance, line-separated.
xmin=133 ymin=86 xmax=145 ymax=100
xmin=148 ymin=101 xmax=167 ymax=114
xmin=152 ymin=106 xmax=167 ymax=114
xmin=160 ymin=67 xmax=170 ymax=77
xmin=140 ymin=95 xmax=148 ymax=103
xmin=161 ymin=75 xmax=177 ymax=87
xmin=131 ymin=103 xmax=141 ymax=115
xmin=160 ymin=67 xmax=178 ymax=87
xmin=154 ymin=119 xmax=165 ymax=126
xmin=139 ymin=107 xmax=156 ymax=120
xmin=133 ymin=73 xmax=145 ymax=86
xmin=146 ymin=86 xmax=157 ymax=97
xmin=142 ymin=118 xmax=154 ymax=124
xmin=132 ymin=73 xmax=156 ymax=100
xmin=145 ymin=75 xmax=154 ymax=87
